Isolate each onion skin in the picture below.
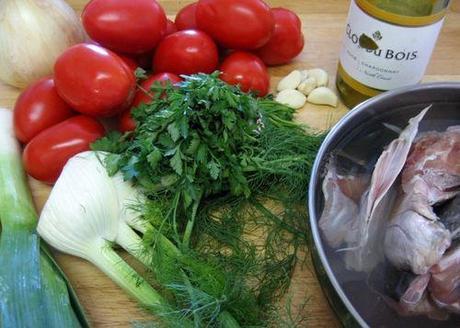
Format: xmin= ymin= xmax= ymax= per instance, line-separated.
xmin=0 ymin=0 xmax=86 ymax=88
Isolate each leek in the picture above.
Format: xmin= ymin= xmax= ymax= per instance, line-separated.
xmin=0 ymin=108 xmax=88 ymax=328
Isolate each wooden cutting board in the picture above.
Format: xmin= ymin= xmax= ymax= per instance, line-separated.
xmin=0 ymin=0 xmax=459 ymax=326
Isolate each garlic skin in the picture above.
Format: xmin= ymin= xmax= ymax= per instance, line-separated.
xmin=0 ymin=0 xmax=86 ymax=88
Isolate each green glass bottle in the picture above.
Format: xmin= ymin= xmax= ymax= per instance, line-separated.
xmin=336 ymin=0 xmax=451 ymax=108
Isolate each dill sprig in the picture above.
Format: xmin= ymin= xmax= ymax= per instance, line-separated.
xmin=92 ymin=72 xmax=325 ymax=327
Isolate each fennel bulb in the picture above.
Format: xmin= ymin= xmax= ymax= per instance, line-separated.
xmin=37 ymin=151 xmax=170 ymax=310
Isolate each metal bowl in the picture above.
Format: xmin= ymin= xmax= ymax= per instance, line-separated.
xmin=308 ymin=82 xmax=460 ymax=327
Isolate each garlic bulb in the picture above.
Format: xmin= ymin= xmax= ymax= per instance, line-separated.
xmin=0 ymin=0 xmax=86 ymax=88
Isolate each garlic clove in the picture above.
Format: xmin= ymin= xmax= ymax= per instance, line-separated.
xmin=307 ymin=68 xmax=329 ymax=87
xmin=277 ymin=70 xmax=303 ymax=91
xmin=297 ymin=77 xmax=317 ymax=95
xmin=275 ymin=89 xmax=307 ymax=109
xmin=306 ymin=87 xmax=338 ymax=107
xmin=300 ymin=70 xmax=309 ymax=82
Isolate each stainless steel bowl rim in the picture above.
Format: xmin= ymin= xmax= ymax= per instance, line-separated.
xmin=308 ymin=82 xmax=460 ymax=328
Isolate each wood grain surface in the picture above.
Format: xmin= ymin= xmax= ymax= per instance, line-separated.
xmin=1 ymin=1 xmax=459 ymax=327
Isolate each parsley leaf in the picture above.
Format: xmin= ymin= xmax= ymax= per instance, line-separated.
xmin=170 ymin=150 xmax=183 ymax=175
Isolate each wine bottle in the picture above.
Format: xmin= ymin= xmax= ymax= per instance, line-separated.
xmin=336 ymin=0 xmax=450 ymax=108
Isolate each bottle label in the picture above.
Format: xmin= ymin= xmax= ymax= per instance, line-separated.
xmin=339 ymin=0 xmax=444 ymax=91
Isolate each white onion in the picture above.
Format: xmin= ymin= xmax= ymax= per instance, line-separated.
xmin=0 ymin=0 xmax=86 ymax=88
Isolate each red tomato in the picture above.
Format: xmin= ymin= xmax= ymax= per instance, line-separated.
xmin=118 ymin=54 xmax=138 ymax=72
xmin=220 ymin=51 xmax=269 ymax=96
xmin=132 ymin=73 xmax=182 ymax=107
xmin=13 ymin=77 xmax=75 ymax=144
xmin=87 ymin=41 xmax=139 ymax=72
xmin=54 ymin=44 xmax=136 ymax=118
xmin=23 ymin=115 xmax=105 ymax=184
xmin=255 ymin=8 xmax=304 ymax=66
xmin=175 ymin=3 xmax=197 ymax=30
xmin=196 ymin=0 xmax=274 ymax=50
xmin=165 ymin=19 xmax=178 ymax=36
xmin=153 ymin=30 xmax=218 ymax=75
xmin=82 ymin=0 xmax=167 ymax=54
xmin=118 ymin=110 xmax=137 ymax=133
xmin=119 ymin=72 xmax=182 ymax=132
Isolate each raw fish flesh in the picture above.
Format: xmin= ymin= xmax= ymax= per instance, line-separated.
xmin=429 ymin=246 xmax=460 ymax=313
xmin=344 ymin=107 xmax=429 ymax=272
xmin=320 ymin=107 xmax=430 ymax=272
xmin=395 ymin=273 xmax=448 ymax=320
xmin=381 ymin=267 xmax=448 ymax=320
xmin=384 ymin=195 xmax=451 ymax=274
xmin=360 ymin=107 xmax=430 ymax=234
xmin=439 ymin=196 xmax=460 ymax=239
xmin=381 ymin=271 xmax=449 ymax=320
xmin=384 ymin=126 xmax=460 ymax=274
xmin=402 ymin=126 xmax=460 ymax=219
xmin=344 ymin=187 xmax=396 ymax=272
xmin=319 ymin=162 xmax=369 ymax=247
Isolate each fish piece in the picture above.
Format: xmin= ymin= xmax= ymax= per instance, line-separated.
xmin=343 ymin=107 xmax=430 ymax=272
xmin=384 ymin=125 xmax=460 ymax=274
xmin=319 ymin=162 xmax=368 ymax=247
xmin=345 ymin=186 xmax=396 ymax=272
xmin=380 ymin=264 xmax=417 ymax=301
xmin=401 ymin=273 xmax=431 ymax=308
xmin=335 ymin=173 xmax=369 ymax=204
xmin=382 ymin=272 xmax=449 ymax=320
xmin=363 ymin=107 xmax=431 ymax=224
xmin=429 ymin=245 xmax=460 ymax=313
xmin=402 ymin=126 xmax=460 ymax=215
xmin=384 ymin=196 xmax=451 ymax=274
xmin=439 ymin=195 xmax=460 ymax=239
xmin=387 ymin=273 xmax=449 ymax=320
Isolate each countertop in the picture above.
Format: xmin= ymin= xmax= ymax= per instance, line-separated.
xmin=0 ymin=0 xmax=459 ymax=326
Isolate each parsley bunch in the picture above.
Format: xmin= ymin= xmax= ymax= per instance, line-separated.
xmin=93 ymin=72 xmax=325 ymax=326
